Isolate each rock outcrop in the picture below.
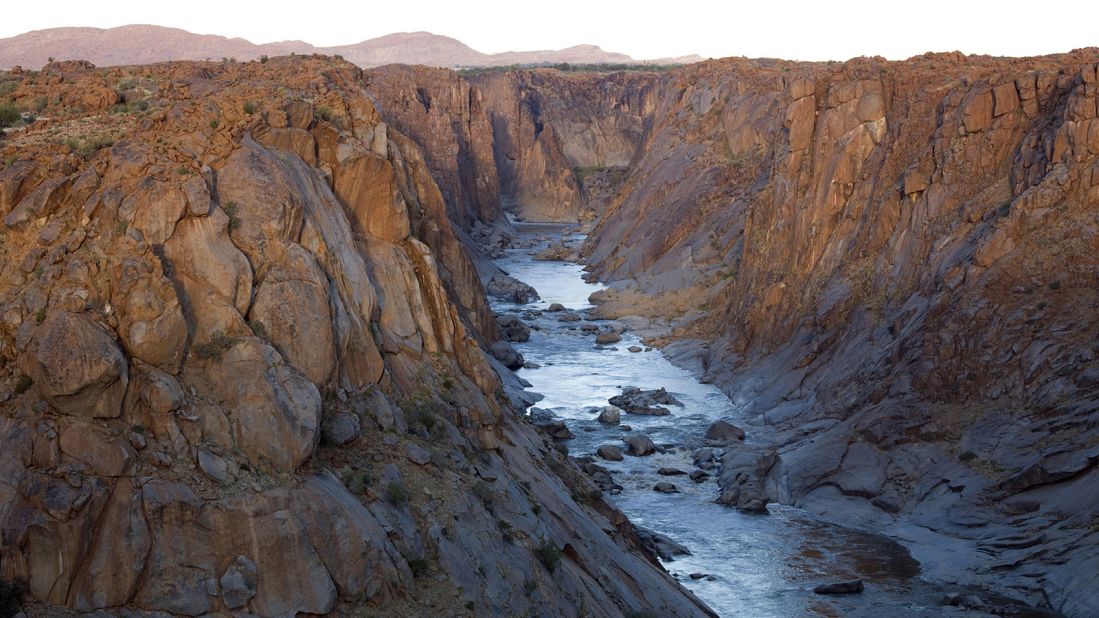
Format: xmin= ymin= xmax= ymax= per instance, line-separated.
xmin=0 ymin=57 xmax=711 ymax=617
xmin=576 ymin=52 xmax=1099 ymax=616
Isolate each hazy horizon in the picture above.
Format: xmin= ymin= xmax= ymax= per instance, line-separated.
xmin=3 ymin=0 xmax=1098 ymax=63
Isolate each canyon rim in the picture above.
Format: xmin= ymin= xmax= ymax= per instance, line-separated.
xmin=0 ymin=17 xmax=1097 ymax=618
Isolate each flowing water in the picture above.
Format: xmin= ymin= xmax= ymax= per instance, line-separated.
xmin=491 ymin=223 xmax=961 ymax=617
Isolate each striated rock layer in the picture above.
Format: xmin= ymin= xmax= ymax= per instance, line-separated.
xmin=0 ymin=57 xmax=711 ymax=617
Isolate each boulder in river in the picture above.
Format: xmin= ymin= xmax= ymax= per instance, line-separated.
xmin=657 ymin=467 xmax=687 ymax=476
xmin=624 ymin=434 xmax=657 ymax=456
xmin=596 ymin=445 xmax=624 ymax=461
xmin=559 ymin=312 xmax=582 ymax=322
xmin=490 ymin=341 xmax=525 ymax=369
xmin=546 ymin=303 xmax=566 ymax=312
xmin=597 ymin=406 xmax=621 ymax=424
xmin=497 ymin=314 xmax=531 ymax=342
xmin=705 ymin=419 xmax=746 ymax=445
xmin=595 ymin=332 xmax=622 ymax=345
xmin=653 ymin=482 xmax=679 ymax=493
xmin=628 ymin=346 xmax=643 ymax=353
xmin=609 ymin=387 xmax=682 ymax=416
xmin=485 ymin=274 xmax=539 ymax=304
xmin=813 ymin=580 xmax=864 ymax=595
xmin=635 ymin=526 xmax=690 ymax=561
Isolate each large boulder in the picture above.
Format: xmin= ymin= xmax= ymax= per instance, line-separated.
xmin=33 ymin=311 xmax=128 ymax=418
xmin=248 ymin=244 xmax=336 ymax=386
xmin=206 ymin=339 xmax=322 ymax=471
xmin=624 ymin=434 xmax=657 ymax=456
xmin=704 ymin=420 xmax=746 ymax=445
xmin=490 ymin=341 xmax=524 ymax=370
xmin=496 ymin=314 xmax=531 ymax=342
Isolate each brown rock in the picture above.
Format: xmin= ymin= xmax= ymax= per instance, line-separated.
xmin=249 ymin=243 xmax=336 ymax=385
xmin=33 ymin=312 xmax=128 ymax=419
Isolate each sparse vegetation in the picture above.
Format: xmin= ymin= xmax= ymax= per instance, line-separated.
xmin=406 ymin=557 xmax=430 ymax=577
xmin=209 ymin=119 xmax=219 ymax=129
xmin=34 ymin=308 xmax=46 ymax=324
xmin=0 ymin=81 xmax=18 ymax=96
xmin=386 ymin=480 xmax=408 ymax=505
xmin=536 ymin=538 xmax=562 ymax=573
xmin=193 ymin=330 xmax=239 ymax=360
xmin=116 ymin=77 xmax=136 ymax=91
xmin=0 ymin=103 xmax=21 ymax=128
xmin=399 ymin=389 xmax=441 ymax=433
xmin=13 ymin=374 xmax=32 ymax=395
xmin=259 ymin=55 xmax=269 ymax=64
xmin=64 ymin=135 xmax=115 ymax=160
xmin=243 ymin=101 xmax=256 ymax=115
xmin=316 ymin=106 xmax=334 ymax=122
xmin=523 ymin=579 xmax=537 ymax=595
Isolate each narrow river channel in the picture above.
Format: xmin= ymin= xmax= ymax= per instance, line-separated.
xmin=490 ymin=223 xmax=965 ymax=617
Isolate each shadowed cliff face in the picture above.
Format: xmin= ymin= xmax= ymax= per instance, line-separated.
xmin=373 ymin=53 xmax=1099 ymax=616
xmin=369 ymin=66 xmax=660 ymax=223
xmin=0 ymin=58 xmax=713 ymax=617
xmin=575 ymin=53 xmax=1099 ymax=615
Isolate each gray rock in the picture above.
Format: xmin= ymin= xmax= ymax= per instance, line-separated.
xmin=689 ymin=470 xmax=710 ymax=483
xmin=624 ymin=434 xmax=657 ymax=456
xmin=490 ymin=341 xmax=525 ymax=370
xmin=609 ymin=387 xmax=682 ymax=416
xmin=546 ymin=303 xmax=566 ymax=312
xmin=813 ymin=580 xmax=864 ymax=595
xmin=596 ymin=445 xmax=624 ymax=461
xmin=220 ymin=555 xmax=258 ymax=609
xmin=628 ymin=346 xmax=643 ymax=353
xmin=595 ymin=332 xmax=622 ymax=345
xmin=322 ymin=411 xmax=361 ymax=446
xmin=657 ymin=467 xmax=687 ymax=476
xmin=597 ymin=406 xmax=621 ymax=424
xmin=559 ymin=313 xmax=582 ymax=322
xmin=485 ymin=275 xmax=539 ymax=304
xmin=653 ymin=482 xmax=679 ymax=493
xmin=704 ymin=420 xmax=745 ymax=445
xmin=635 ymin=526 xmax=691 ymax=561
xmin=406 ymin=444 xmax=431 ymax=465
xmin=497 ymin=314 xmax=531 ymax=342
xmin=198 ymin=449 xmax=229 ymax=484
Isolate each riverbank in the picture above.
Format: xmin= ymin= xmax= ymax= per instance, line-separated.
xmin=487 ymin=223 xmax=1056 ymax=617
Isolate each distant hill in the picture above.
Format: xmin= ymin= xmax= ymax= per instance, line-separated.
xmin=0 ymin=25 xmax=702 ymax=69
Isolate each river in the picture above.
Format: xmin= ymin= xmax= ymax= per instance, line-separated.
xmin=490 ymin=223 xmax=967 ymax=617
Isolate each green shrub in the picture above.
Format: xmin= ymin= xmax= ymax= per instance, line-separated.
xmin=316 ymin=106 xmax=333 ymax=122
xmin=116 ymin=78 xmax=136 ymax=91
xmin=64 ymin=135 xmax=114 ymax=160
xmin=0 ymin=103 xmax=20 ymax=128
xmin=243 ymin=101 xmax=256 ymax=115
xmin=407 ymin=557 xmax=429 ymax=578
xmin=536 ymin=538 xmax=562 ymax=573
xmin=386 ymin=480 xmax=408 ymax=505
xmin=259 ymin=55 xmax=269 ymax=64
xmin=194 ymin=330 xmax=238 ymax=360
xmin=209 ymin=119 xmax=218 ymax=129
xmin=523 ymin=579 xmax=536 ymax=595
xmin=0 ymin=81 xmax=19 ymax=96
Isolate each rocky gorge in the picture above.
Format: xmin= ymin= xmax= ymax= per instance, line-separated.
xmin=0 ymin=45 xmax=1097 ymax=617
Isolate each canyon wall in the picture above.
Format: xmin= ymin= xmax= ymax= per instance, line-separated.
xmin=369 ymin=66 xmax=660 ymax=223
xmin=0 ymin=58 xmax=712 ymax=617
xmin=581 ymin=52 xmax=1099 ymax=615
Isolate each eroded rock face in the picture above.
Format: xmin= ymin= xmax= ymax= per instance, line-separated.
xmin=570 ymin=53 xmax=1099 ymax=613
xmin=0 ymin=56 xmax=709 ymax=618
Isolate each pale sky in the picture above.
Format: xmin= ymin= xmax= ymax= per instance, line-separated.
xmin=2 ymin=0 xmax=1097 ymax=62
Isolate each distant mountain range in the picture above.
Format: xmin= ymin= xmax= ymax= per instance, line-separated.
xmin=0 ymin=25 xmax=702 ymax=69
